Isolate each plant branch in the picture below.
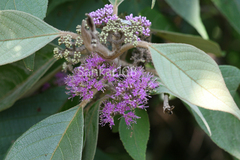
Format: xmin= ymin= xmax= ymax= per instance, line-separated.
xmin=163 ymin=93 xmax=175 ymax=114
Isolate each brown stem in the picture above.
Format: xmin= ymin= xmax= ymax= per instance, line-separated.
xmin=163 ymin=93 xmax=175 ymax=114
xmin=113 ymin=4 xmax=118 ymax=15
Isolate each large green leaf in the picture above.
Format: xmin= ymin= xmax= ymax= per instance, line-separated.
xmin=151 ymin=29 xmax=222 ymax=56
xmin=119 ymin=109 xmax=150 ymax=160
xmin=0 ymin=0 xmax=48 ymax=19
xmin=5 ymin=105 xmax=85 ymax=160
xmin=165 ymin=0 xmax=208 ymax=39
xmin=212 ymin=0 xmax=240 ymax=35
xmin=149 ymin=43 xmax=240 ymax=120
xmin=0 ymin=44 xmax=56 ymax=111
xmin=82 ymin=101 xmax=100 ymax=160
xmin=0 ymin=0 xmax=49 ymax=70
xmin=0 ymin=10 xmax=60 ymax=65
xmin=189 ymin=65 xmax=240 ymax=159
xmin=0 ymin=86 xmax=68 ymax=160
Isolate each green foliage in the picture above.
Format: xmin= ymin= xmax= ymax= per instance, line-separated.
xmin=141 ymin=8 xmax=176 ymax=31
xmin=1 ymin=0 xmax=240 ymax=159
xmin=0 ymin=45 xmax=56 ymax=111
xmin=82 ymin=101 xmax=101 ymax=160
xmin=0 ymin=0 xmax=48 ymax=19
xmin=0 ymin=86 xmax=68 ymax=159
xmin=189 ymin=65 xmax=240 ymax=159
xmin=212 ymin=0 xmax=240 ymax=34
xmin=0 ymin=0 xmax=48 ymax=70
xmin=151 ymin=29 xmax=222 ymax=56
xmin=119 ymin=109 xmax=150 ymax=160
xmin=4 ymin=105 xmax=84 ymax=160
xmin=0 ymin=11 xmax=60 ymax=65
xmin=150 ymin=43 xmax=240 ymax=120
xmin=45 ymin=0 xmax=104 ymax=32
xmin=23 ymin=54 xmax=35 ymax=71
xmin=165 ymin=0 xmax=208 ymax=39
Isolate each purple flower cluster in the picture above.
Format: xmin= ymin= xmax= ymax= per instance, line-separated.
xmin=125 ymin=14 xmax=151 ymax=36
xmin=100 ymin=67 xmax=159 ymax=127
xmin=89 ymin=4 xmax=151 ymax=38
xmin=65 ymin=53 xmax=117 ymax=100
xmin=65 ymin=53 xmax=159 ymax=127
xmin=89 ymin=4 xmax=118 ymax=25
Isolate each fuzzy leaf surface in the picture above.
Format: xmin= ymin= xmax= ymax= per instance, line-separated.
xmin=0 ymin=87 xmax=68 ymax=159
xmin=149 ymin=43 xmax=240 ymax=119
xmin=5 ymin=105 xmax=84 ymax=160
xmin=119 ymin=109 xmax=150 ymax=160
xmin=189 ymin=65 xmax=240 ymax=159
xmin=0 ymin=10 xmax=60 ymax=65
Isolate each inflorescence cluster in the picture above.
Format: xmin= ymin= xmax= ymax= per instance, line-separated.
xmin=65 ymin=53 xmax=158 ymax=127
xmin=53 ymin=4 xmax=158 ymax=127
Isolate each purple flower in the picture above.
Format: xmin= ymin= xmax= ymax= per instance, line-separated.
xmin=125 ymin=14 xmax=151 ymax=37
xmin=89 ymin=4 xmax=117 ymax=25
xmin=65 ymin=54 xmax=158 ymax=127
xmin=65 ymin=53 xmax=119 ymax=100
xmin=100 ymin=66 xmax=159 ymax=127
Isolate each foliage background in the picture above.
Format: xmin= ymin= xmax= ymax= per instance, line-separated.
xmin=0 ymin=0 xmax=240 ymax=160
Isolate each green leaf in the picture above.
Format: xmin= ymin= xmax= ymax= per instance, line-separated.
xmin=0 ymin=0 xmax=48 ymax=19
xmin=141 ymin=8 xmax=176 ymax=32
xmin=212 ymin=0 xmax=240 ymax=35
xmin=219 ymin=65 xmax=240 ymax=97
xmin=189 ymin=65 xmax=240 ymax=159
xmin=119 ymin=109 xmax=150 ymax=160
xmin=82 ymin=101 xmax=100 ymax=160
xmin=0 ymin=86 xmax=68 ymax=159
xmin=0 ymin=10 xmax=60 ymax=65
xmin=149 ymin=43 xmax=240 ymax=120
xmin=151 ymin=0 xmax=156 ymax=9
xmin=0 ymin=0 xmax=48 ymax=71
xmin=151 ymin=29 xmax=223 ymax=56
xmin=5 ymin=105 xmax=85 ymax=160
xmin=0 ymin=44 xmax=56 ymax=111
xmin=165 ymin=0 xmax=208 ymax=39
xmin=109 ymin=0 xmax=124 ymax=7
xmin=23 ymin=54 xmax=35 ymax=71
